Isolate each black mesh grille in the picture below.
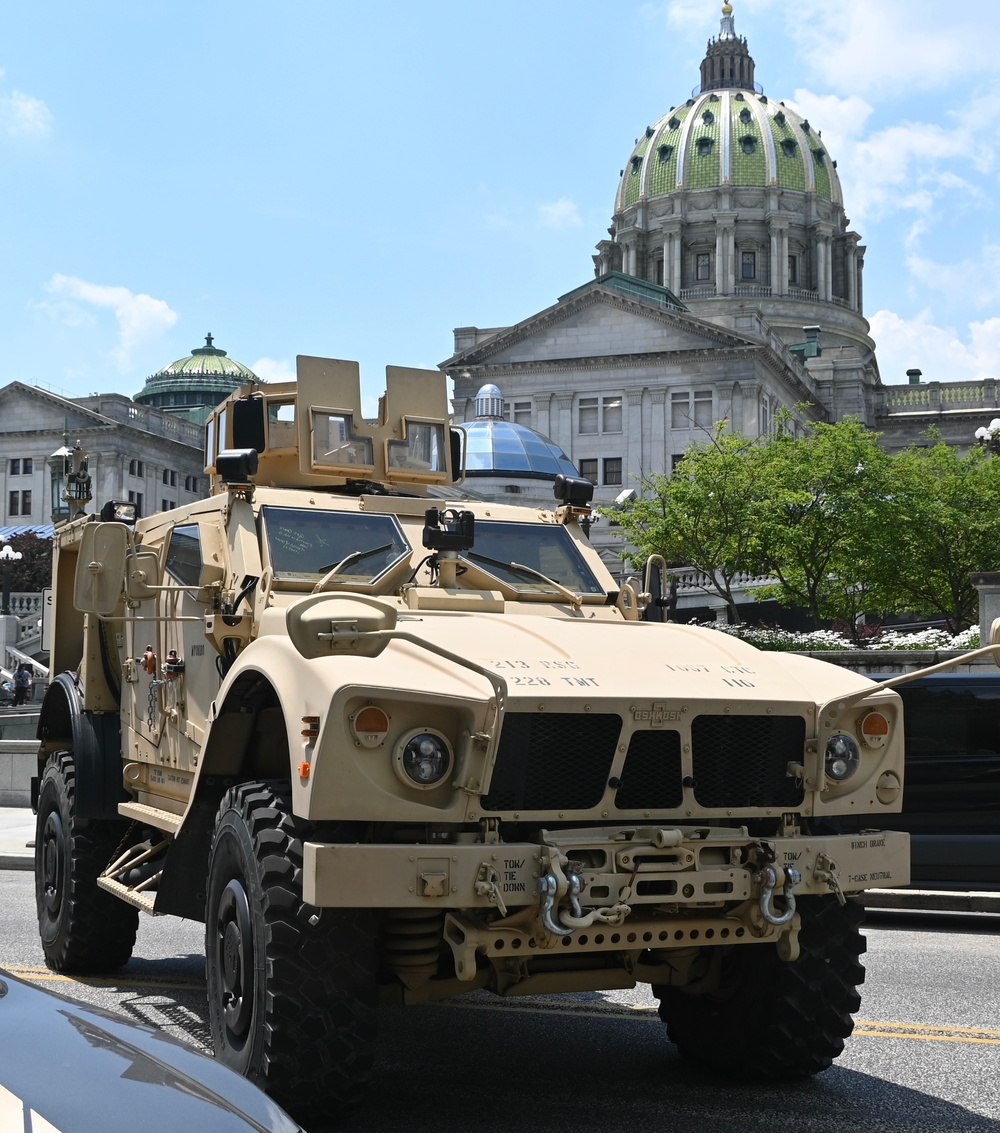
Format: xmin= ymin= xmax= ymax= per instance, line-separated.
xmin=482 ymin=713 xmax=621 ymax=811
xmin=615 ymin=731 xmax=683 ymax=809
xmin=691 ymin=715 xmax=805 ymax=809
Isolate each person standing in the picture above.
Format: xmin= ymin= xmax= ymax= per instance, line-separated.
xmin=13 ymin=663 xmax=32 ymax=706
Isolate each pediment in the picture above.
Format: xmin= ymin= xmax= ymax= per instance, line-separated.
xmin=447 ymin=284 xmax=757 ymax=368
xmin=0 ymin=382 xmax=114 ymax=433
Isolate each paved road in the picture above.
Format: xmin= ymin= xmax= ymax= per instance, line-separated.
xmin=3 ymin=871 xmax=999 ymax=1132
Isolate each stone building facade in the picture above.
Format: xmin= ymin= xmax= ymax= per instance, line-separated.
xmin=0 ymin=336 xmax=257 ymax=528
xmin=443 ymin=3 xmax=997 ymax=515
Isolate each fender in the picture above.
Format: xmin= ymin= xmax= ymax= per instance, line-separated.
xmin=34 ymin=672 xmax=125 ymax=821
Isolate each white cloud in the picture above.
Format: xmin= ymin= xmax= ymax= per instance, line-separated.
xmin=537 ymin=197 xmax=582 ymax=229
xmin=870 ymin=308 xmax=1000 ymax=385
xmin=250 ymin=356 xmax=295 ymax=383
xmin=42 ymin=275 xmax=178 ymax=371
xmin=0 ymin=89 xmax=52 ymax=137
xmin=787 ymin=90 xmax=995 ymax=224
xmin=794 ymin=2 xmax=988 ymax=97
xmin=905 ymin=244 xmax=1000 ymax=310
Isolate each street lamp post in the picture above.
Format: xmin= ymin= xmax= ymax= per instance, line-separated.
xmin=0 ymin=545 xmax=23 ymax=616
xmin=974 ymin=418 xmax=1000 ymax=456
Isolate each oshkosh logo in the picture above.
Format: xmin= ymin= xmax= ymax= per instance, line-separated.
xmin=632 ymin=704 xmax=682 ymax=727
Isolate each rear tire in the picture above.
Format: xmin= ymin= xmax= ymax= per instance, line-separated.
xmin=655 ymin=895 xmax=865 ymax=1077
xmin=205 ymin=780 xmax=377 ymax=1121
xmin=35 ymin=751 xmax=138 ymax=972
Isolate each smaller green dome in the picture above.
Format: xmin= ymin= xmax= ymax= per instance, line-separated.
xmin=147 ymin=333 xmax=258 ymax=383
xmin=134 ymin=334 xmax=259 ymax=424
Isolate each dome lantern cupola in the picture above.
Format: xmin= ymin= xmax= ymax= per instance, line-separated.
xmin=700 ymin=2 xmax=756 ymax=93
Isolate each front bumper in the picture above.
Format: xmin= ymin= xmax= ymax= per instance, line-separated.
xmin=304 ymin=824 xmax=909 ymax=910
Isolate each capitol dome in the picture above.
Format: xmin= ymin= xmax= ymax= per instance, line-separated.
xmin=133 ymin=334 xmax=258 ymax=424
xmin=594 ymin=1 xmax=871 ymax=358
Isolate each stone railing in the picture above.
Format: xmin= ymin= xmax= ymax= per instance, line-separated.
xmin=881 ymin=380 xmax=997 ymax=413
xmin=669 ymin=567 xmax=776 ymax=612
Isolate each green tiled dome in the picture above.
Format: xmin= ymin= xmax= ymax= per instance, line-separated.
xmin=616 ymin=91 xmax=841 ymax=210
xmin=133 ymin=334 xmax=258 ymax=424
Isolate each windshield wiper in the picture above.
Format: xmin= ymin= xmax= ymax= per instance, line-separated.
xmin=312 ymin=543 xmax=394 ymax=593
xmin=466 ymin=551 xmax=583 ymax=609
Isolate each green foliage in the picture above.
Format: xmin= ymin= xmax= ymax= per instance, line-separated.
xmin=605 ymin=425 xmax=769 ymax=622
xmin=1 ymin=533 xmax=52 ymax=593
xmin=607 ymin=417 xmax=998 ymax=634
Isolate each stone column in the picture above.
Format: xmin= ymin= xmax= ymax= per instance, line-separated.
xmin=626 ymin=387 xmax=645 ymax=476
xmin=650 ymin=389 xmax=667 ymax=474
xmin=972 ymin=573 xmax=1000 ymax=646
xmin=846 ymin=234 xmax=859 ymax=311
xmin=554 ymin=393 xmax=575 ymax=454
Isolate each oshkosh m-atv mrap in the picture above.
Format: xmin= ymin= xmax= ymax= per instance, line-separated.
xmin=37 ymin=356 xmax=915 ymax=1121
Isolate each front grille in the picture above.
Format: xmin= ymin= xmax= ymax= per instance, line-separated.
xmin=691 ymin=715 xmax=805 ymax=809
xmin=481 ymin=711 xmax=807 ymax=813
xmin=482 ymin=713 xmax=621 ymax=811
xmin=615 ymin=730 xmax=683 ymax=809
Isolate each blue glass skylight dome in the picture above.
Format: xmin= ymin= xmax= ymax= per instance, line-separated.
xmin=459 ymin=384 xmax=580 ymax=480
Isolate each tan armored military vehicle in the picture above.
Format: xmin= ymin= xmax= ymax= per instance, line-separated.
xmin=33 ymin=357 xmax=950 ymax=1121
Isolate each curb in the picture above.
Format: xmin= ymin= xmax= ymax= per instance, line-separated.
xmin=864 ymin=888 xmax=1000 ymax=914
xmin=0 ymin=853 xmax=32 ymax=871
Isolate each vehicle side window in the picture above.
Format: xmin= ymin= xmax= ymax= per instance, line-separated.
xmin=165 ymin=524 xmax=202 ymax=586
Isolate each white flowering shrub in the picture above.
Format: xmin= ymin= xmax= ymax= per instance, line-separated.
xmin=689 ymin=621 xmax=980 ymax=652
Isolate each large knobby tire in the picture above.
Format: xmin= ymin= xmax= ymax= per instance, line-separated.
xmin=656 ymin=895 xmax=866 ymax=1077
xmin=205 ymin=781 xmax=378 ymax=1122
xmin=35 ymin=751 xmax=139 ymax=972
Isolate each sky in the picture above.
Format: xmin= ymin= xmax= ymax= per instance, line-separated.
xmin=0 ymin=0 xmax=997 ymax=416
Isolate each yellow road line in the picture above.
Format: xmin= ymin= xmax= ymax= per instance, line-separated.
xmin=5 ymin=966 xmax=204 ymax=992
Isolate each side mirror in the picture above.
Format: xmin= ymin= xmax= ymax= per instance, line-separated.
xmin=286 ymin=594 xmax=398 ymax=660
xmin=125 ymin=551 xmax=162 ymax=601
xmin=74 ymin=523 xmax=129 ymax=615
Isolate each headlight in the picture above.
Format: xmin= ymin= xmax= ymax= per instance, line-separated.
xmin=825 ymin=733 xmax=861 ymax=782
xmin=394 ymin=729 xmax=453 ymax=789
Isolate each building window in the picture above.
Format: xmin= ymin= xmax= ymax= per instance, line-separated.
xmin=513 ymin=401 xmax=532 ymax=426
xmin=184 ymin=475 xmax=199 ymax=492
xmin=578 ymin=459 xmax=598 ymax=485
xmin=603 ymin=458 xmax=623 ymax=487
xmin=780 ymin=138 xmax=797 ymax=158
xmin=788 ymin=254 xmax=798 ymax=284
xmin=741 ymin=251 xmax=756 ymax=280
xmin=739 ymin=108 xmax=752 ymax=124
xmin=671 ymin=453 xmax=686 ymax=472
xmin=602 ymin=396 xmax=622 ymax=434
xmin=740 ymin=135 xmax=756 ymax=154
xmin=696 ymin=253 xmax=711 ymax=281
xmin=671 ymin=391 xmax=689 ymax=429
xmin=9 ymin=460 xmax=19 ymax=476
xmin=8 ymin=491 xmax=29 ymax=516
xmin=161 ymin=499 xmax=174 ymax=512
xmin=696 ymin=137 xmax=714 ymax=157
xmin=578 ymin=397 xmax=599 ymax=435
xmin=9 ymin=458 xmax=32 ymax=476
xmin=162 ymin=469 xmax=177 ymax=487
xmin=694 ymin=389 xmax=713 ymax=428
xmin=129 ymin=459 xmax=144 ymax=477
xmin=128 ymin=490 xmax=144 ymax=517
xmin=657 ymin=144 xmax=673 ymax=163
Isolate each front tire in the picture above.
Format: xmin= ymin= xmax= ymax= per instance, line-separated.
xmin=655 ymin=895 xmax=865 ymax=1077
xmin=205 ymin=781 xmax=377 ymax=1121
xmin=35 ymin=751 xmax=139 ymax=972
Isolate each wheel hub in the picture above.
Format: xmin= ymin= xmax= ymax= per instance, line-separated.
xmin=40 ymin=811 xmax=65 ymax=914
xmin=216 ymin=877 xmax=254 ymax=1038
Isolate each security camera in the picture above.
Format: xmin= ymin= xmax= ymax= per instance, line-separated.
xmin=614 ymin=488 xmax=637 ymax=505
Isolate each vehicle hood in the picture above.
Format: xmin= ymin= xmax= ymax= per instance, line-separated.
xmin=384 ymin=612 xmax=877 ymax=707
xmin=0 ymin=970 xmax=302 ymax=1133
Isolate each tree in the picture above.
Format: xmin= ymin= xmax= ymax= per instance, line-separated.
xmin=2 ymin=532 xmax=53 ymax=594
xmin=751 ymin=418 xmax=897 ymax=633
xmin=881 ymin=441 xmax=1000 ymax=632
xmin=607 ymin=426 xmax=770 ymax=623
